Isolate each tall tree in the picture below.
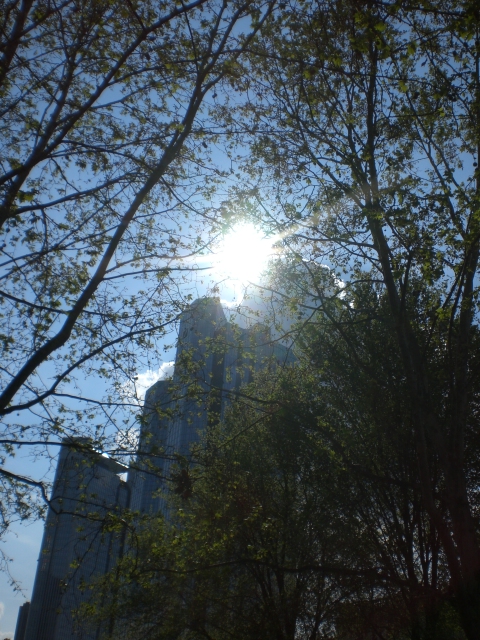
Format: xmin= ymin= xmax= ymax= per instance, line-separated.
xmin=0 ymin=0 xmax=275 ymax=550
xmin=291 ymin=266 xmax=464 ymax=639
xmin=86 ymin=369 xmax=361 ymax=640
xmin=89 ymin=337 xmax=466 ymax=640
xmin=227 ymin=0 xmax=480 ymax=636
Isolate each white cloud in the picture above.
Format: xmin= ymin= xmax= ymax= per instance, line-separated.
xmin=0 ymin=601 xmax=4 ymax=619
xmin=115 ymin=362 xmax=175 ymax=455
xmin=131 ymin=362 xmax=175 ymax=402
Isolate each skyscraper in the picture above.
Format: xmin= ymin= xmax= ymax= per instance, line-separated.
xmin=20 ymin=296 xmax=293 ymax=638
xmin=14 ymin=601 xmax=29 ymax=640
xmin=130 ymin=297 xmax=293 ymax=514
xmin=129 ymin=298 xmax=228 ymax=515
xmin=24 ymin=440 xmax=128 ymax=640
xmin=128 ymin=377 xmax=173 ymax=515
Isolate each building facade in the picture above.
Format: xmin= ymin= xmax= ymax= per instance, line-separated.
xmin=130 ymin=297 xmax=293 ymax=515
xmin=23 ymin=441 xmax=128 ymax=640
xmin=19 ymin=296 xmax=293 ymax=638
xmin=14 ymin=601 xmax=29 ymax=640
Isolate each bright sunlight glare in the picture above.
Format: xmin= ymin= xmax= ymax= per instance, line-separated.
xmin=214 ymin=223 xmax=276 ymax=285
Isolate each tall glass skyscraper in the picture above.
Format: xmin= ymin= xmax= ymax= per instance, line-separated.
xmin=19 ymin=297 xmax=293 ymax=638
xmin=24 ymin=441 xmax=128 ymax=640
xmin=129 ymin=297 xmax=292 ymax=515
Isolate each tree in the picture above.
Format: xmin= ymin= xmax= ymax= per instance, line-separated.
xmin=88 ymin=327 xmax=467 ymax=640
xmin=225 ymin=0 xmax=480 ymax=636
xmin=289 ymin=265 xmax=464 ymax=639
xmin=86 ymin=368 xmax=363 ymax=640
xmin=0 ymin=0 xmax=275 ymax=553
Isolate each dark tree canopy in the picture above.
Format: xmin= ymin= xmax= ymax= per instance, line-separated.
xmin=222 ymin=0 xmax=480 ymax=636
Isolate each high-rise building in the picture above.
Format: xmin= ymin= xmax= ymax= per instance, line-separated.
xmin=21 ymin=296 xmax=293 ymax=638
xmin=129 ymin=298 xmax=228 ymax=514
xmin=23 ymin=440 xmax=128 ymax=640
xmin=130 ymin=297 xmax=293 ymax=514
xmin=14 ymin=601 xmax=30 ymax=640
xmin=128 ymin=377 xmax=174 ymax=514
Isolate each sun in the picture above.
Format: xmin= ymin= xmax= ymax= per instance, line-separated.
xmin=214 ymin=223 xmax=276 ymax=285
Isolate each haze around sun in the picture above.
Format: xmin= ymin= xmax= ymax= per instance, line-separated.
xmin=213 ymin=223 xmax=277 ymax=286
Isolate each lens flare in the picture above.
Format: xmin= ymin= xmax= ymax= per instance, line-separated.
xmin=214 ymin=223 xmax=275 ymax=284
